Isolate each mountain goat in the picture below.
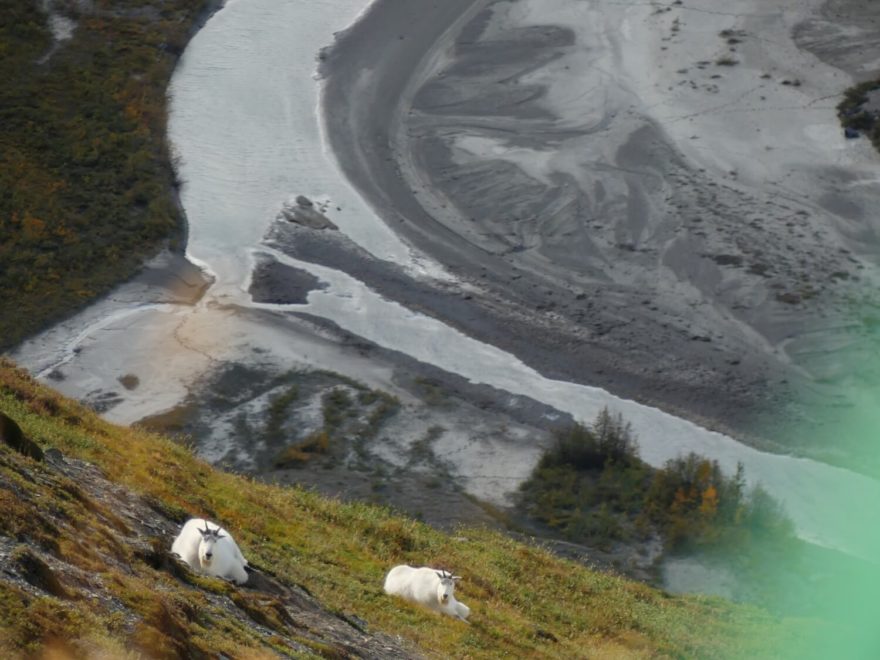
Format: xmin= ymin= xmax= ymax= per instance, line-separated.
xmin=171 ymin=518 xmax=248 ymax=584
xmin=383 ymin=565 xmax=470 ymax=621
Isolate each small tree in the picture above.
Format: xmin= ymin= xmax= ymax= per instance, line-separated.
xmin=541 ymin=408 xmax=640 ymax=472
xmin=593 ymin=408 xmax=639 ymax=466
xmin=543 ymin=422 xmax=602 ymax=471
xmin=743 ymin=485 xmax=795 ymax=540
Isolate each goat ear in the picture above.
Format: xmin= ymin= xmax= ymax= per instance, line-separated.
xmin=215 ymin=532 xmax=225 ymax=539
xmin=452 ymin=576 xmax=462 ymax=581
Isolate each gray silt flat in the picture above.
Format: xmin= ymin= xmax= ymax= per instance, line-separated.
xmin=318 ymin=0 xmax=880 ymax=464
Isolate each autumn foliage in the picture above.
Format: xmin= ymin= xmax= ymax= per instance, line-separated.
xmin=519 ymin=409 xmax=795 ymax=553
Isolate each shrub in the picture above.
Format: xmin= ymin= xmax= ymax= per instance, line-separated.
xmin=519 ymin=412 xmax=795 ymax=556
xmin=541 ymin=409 xmax=639 ymax=472
xmin=264 ymin=385 xmax=299 ymax=442
xmin=274 ymin=430 xmax=330 ymax=468
xmin=837 ymin=78 xmax=880 ymax=153
xmin=520 ymin=409 xmax=650 ymax=547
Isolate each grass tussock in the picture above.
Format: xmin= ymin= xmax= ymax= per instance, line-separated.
xmin=0 ymin=359 xmax=818 ymax=658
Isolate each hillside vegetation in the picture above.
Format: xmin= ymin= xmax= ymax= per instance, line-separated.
xmin=519 ymin=410 xmax=795 ymax=555
xmin=0 ymin=358 xmax=823 ymax=658
xmin=0 ymin=0 xmax=212 ymax=350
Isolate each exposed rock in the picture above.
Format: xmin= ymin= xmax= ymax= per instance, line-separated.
xmin=13 ymin=548 xmax=74 ymax=600
xmin=278 ymin=197 xmax=338 ymax=230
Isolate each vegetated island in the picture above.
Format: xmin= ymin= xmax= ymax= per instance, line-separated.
xmin=0 ymin=357 xmax=820 ymax=658
xmin=516 ymin=411 xmax=797 ymax=600
xmin=0 ymin=0 xmax=219 ymax=351
xmin=518 ymin=410 xmax=794 ymax=550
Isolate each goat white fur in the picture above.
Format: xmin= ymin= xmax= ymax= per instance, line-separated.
xmin=383 ymin=565 xmax=470 ymax=621
xmin=171 ymin=518 xmax=249 ymax=585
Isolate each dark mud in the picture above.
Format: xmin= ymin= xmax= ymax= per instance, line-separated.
xmin=249 ymin=256 xmax=325 ymax=305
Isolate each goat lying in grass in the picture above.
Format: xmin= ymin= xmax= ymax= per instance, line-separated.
xmin=383 ymin=565 xmax=470 ymax=622
xmin=171 ymin=518 xmax=248 ymax=584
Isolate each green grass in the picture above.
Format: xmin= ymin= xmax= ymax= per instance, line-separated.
xmin=0 ymin=0 xmax=215 ymax=351
xmin=0 ymin=358 xmax=822 ymax=658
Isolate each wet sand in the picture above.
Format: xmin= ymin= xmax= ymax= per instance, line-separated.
xmin=320 ymin=0 xmax=880 ymax=459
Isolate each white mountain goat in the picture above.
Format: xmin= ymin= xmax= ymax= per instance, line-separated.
xmin=383 ymin=565 xmax=470 ymax=621
xmin=171 ymin=518 xmax=249 ymax=585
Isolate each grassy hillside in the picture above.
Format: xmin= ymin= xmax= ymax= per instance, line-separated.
xmin=0 ymin=358 xmax=822 ymax=658
xmin=0 ymin=0 xmax=213 ymax=351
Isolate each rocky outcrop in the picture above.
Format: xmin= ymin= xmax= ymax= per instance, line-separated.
xmin=278 ymin=195 xmax=339 ymax=230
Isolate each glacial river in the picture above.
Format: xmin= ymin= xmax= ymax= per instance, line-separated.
xmin=14 ymin=0 xmax=880 ymax=559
